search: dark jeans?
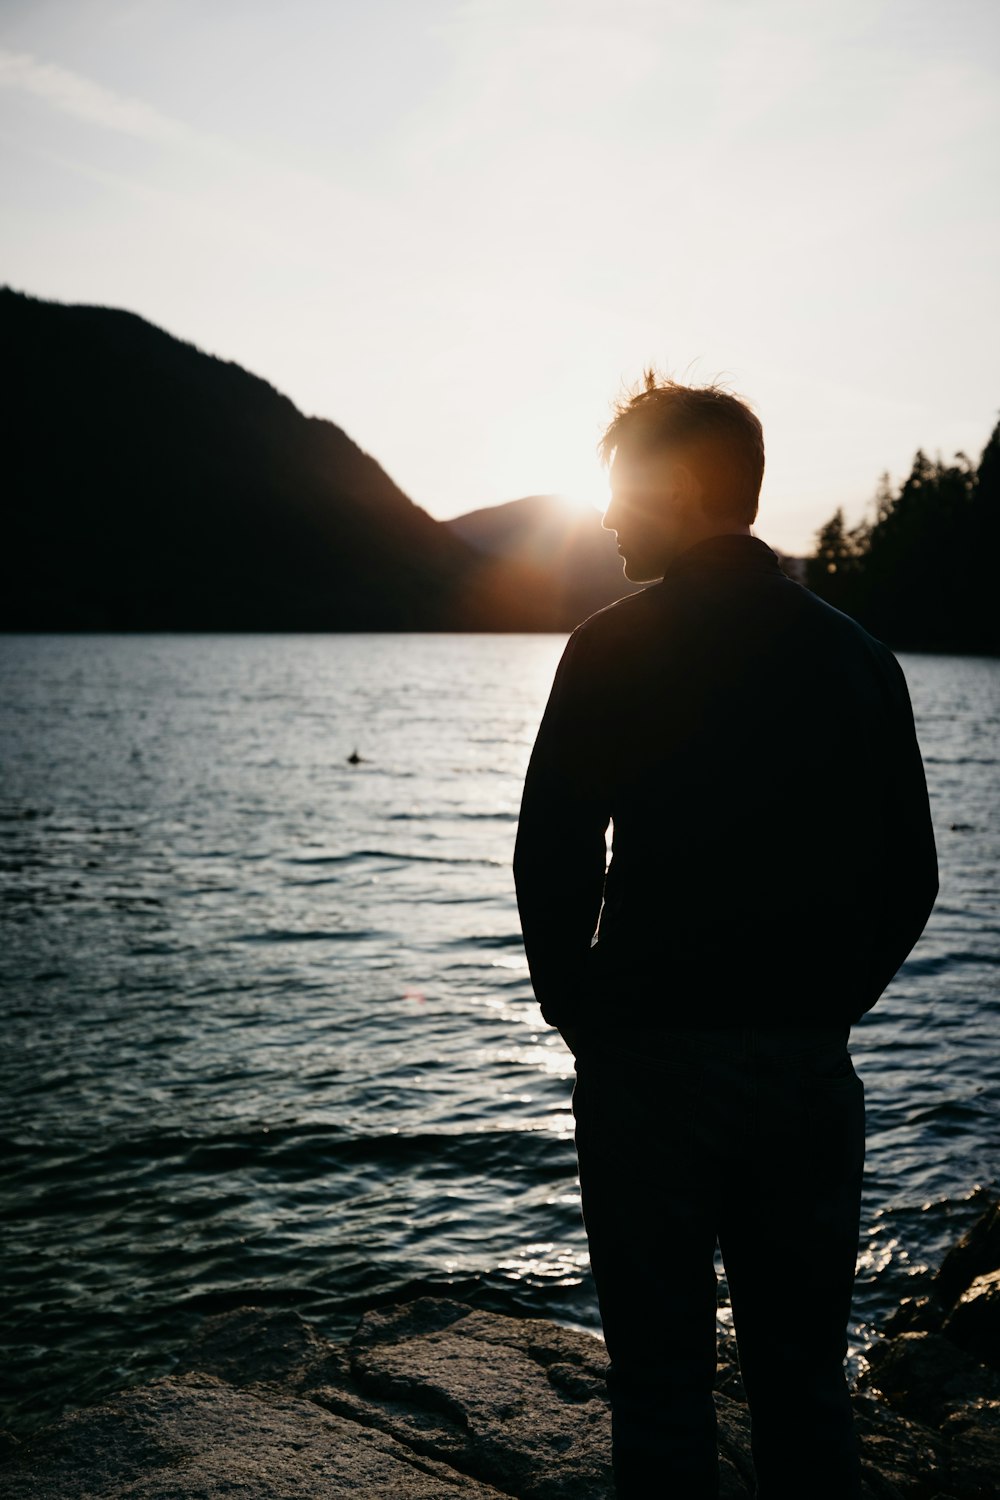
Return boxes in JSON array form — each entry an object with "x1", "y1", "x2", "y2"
[{"x1": 572, "y1": 1022, "x2": 865, "y2": 1499}]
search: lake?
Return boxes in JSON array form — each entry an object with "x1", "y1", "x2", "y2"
[{"x1": 1, "y1": 633, "x2": 997, "y2": 1432}]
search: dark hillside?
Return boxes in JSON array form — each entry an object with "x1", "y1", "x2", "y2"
[{"x1": 2, "y1": 288, "x2": 489, "y2": 630}]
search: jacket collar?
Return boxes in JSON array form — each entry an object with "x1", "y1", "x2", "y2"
[{"x1": 659, "y1": 533, "x2": 783, "y2": 582}]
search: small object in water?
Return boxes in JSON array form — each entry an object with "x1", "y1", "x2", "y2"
[
  {"x1": 949, "y1": 822, "x2": 974, "y2": 832},
  {"x1": 347, "y1": 749, "x2": 365, "y2": 765}
]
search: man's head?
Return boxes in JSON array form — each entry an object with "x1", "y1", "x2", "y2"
[{"x1": 600, "y1": 372, "x2": 765, "y2": 582}]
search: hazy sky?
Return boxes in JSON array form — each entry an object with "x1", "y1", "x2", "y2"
[{"x1": 2, "y1": 0, "x2": 998, "y2": 551}]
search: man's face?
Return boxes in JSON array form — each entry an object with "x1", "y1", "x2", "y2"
[{"x1": 603, "y1": 447, "x2": 701, "y2": 582}]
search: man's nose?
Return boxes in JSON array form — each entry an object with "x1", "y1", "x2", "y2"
[{"x1": 602, "y1": 498, "x2": 618, "y2": 532}]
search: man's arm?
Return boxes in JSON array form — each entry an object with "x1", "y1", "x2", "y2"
[
  {"x1": 513, "y1": 628, "x2": 611, "y2": 1037},
  {"x1": 862, "y1": 649, "x2": 939, "y2": 1009}
]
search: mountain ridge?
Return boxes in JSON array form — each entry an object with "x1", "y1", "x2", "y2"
[{"x1": 2, "y1": 287, "x2": 637, "y2": 632}]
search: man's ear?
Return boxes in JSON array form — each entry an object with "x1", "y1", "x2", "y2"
[{"x1": 672, "y1": 461, "x2": 704, "y2": 513}]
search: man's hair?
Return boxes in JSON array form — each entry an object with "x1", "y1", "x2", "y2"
[{"x1": 598, "y1": 370, "x2": 765, "y2": 525}]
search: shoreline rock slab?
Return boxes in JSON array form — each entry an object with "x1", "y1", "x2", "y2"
[{"x1": 0, "y1": 1372, "x2": 511, "y2": 1499}]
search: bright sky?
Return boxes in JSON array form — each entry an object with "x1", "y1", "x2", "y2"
[{"x1": 2, "y1": 0, "x2": 998, "y2": 552}]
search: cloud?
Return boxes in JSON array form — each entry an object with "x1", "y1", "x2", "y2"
[{"x1": 0, "y1": 48, "x2": 193, "y2": 145}]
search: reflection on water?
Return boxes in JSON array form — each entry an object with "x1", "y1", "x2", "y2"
[{"x1": 0, "y1": 635, "x2": 997, "y2": 1430}]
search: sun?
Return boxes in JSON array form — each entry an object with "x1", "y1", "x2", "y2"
[
  {"x1": 558, "y1": 486, "x2": 609, "y2": 518},
  {"x1": 482, "y1": 399, "x2": 614, "y2": 517}
]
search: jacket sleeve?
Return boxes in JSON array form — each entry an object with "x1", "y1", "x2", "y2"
[
  {"x1": 512, "y1": 628, "x2": 611, "y2": 1030},
  {"x1": 861, "y1": 648, "x2": 939, "y2": 1011}
]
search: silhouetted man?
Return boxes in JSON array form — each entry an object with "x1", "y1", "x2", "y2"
[{"x1": 513, "y1": 375, "x2": 938, "y2": 1499}]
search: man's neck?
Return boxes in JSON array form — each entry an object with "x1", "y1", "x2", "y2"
[{"x1": 663, "y1": 524, "x2": 753, "y2": 570}]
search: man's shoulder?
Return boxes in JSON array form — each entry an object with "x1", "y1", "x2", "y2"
[
  {"x1": 565, "y1": 568, "x2": 905, "y2": 694},
  {"x1": 568, "y1": 584, "x2": 663, "y2": 651},
  {"x1": 792, "y1": 581, "x2": 900, "y2": 665},
  {"x1": 776, "y1": 581, "x2": 914, "y2": 721}
]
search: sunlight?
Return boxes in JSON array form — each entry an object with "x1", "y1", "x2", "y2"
[
  {"x1": 484, "y1": 404, "x2": 611, "y2": 519},
  {"x1": 559, "y1": 487, "x2": 609, "y2": 517}
]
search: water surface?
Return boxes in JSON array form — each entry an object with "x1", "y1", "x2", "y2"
[{"x1": 1, "y1": 634, "x2": 997, "y2": 1430}]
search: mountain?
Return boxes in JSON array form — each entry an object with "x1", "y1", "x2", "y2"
[
  {"x1": 446, "y1": 494, "x2": 641, "y2": 624},
  {"x1": 1, "y1": 287, "x2": 506, "y2": 631},
  {"x1": 0, "y1": 287, "x2": 644, "y2": 632}
]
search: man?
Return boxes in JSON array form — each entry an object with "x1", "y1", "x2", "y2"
[{"x1": 512, "y1": 374, "x2": 938, "y2": 1499}]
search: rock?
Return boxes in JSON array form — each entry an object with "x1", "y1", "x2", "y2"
[
  {"x1": 344, "y1": 1296, "x2": 614, "y2": 1494},
  {"x1": 0, "y1": 1299, "x2": 754, "y2": 1500},
  {"x1": 883, "y1": 1293, "x2": 945, "y2": 1338},
  {"x1": 0, "y1": 1371, "x2": 509, "y2": 1499},
  {"x1": 939, "y1": 1400, "x2": 1000, "y2": 1500},
  {"x1": 863, "y1": 1331, "x2": 1000, "y2": 1426},
  {"x1": 175, "y1": 1304, "x2": 350, "y2": 1393},
  {"x1": 942, "y1": 1269, "x2": 1000, "y2": 1373},
  {"x1": 932, "y1": 1199, "x2": 1000, "y2": 1313},
  {"x1": 0, "y1": 1429, "x2": 22, "y2": 1463},
  {"x1": 852, "y1": 1384, "x2": 1000, "y2": 1500},
  {"x1": 340, "y1": 1298, "x2": 618, "y2": 1499},
  {"x1": 715, "y1": 1331, "x2": 747, "y2": 1402},
  {"x1": 883, "y1": 1199, "x2": 1000, "y2": 1341},
  {"x1": 851, "y1": 1393, "x2": 950, "y2": 1498},
  {"x1": 336, "y1": 1299, "x2": 752, "y2": 1498},
  {"x1": 714, "y1": 1398, "x2": 755, "y2": 1497},
  {"x1": 859, "y1": 1202, "x2": 1000, "y2": 1497}
]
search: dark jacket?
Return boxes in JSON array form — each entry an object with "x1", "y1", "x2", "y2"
[{"x1": 513, "y1": 534, "x2": 938, "y2": 1031}]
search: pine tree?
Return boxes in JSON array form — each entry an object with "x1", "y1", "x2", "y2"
[{"x1": 806, "y1": 418, "x2": 998, "y2": 651}]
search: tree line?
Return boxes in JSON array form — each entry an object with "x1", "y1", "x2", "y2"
[{"x1": 805, "y1": 418, "x2": 999, "y2": 654}]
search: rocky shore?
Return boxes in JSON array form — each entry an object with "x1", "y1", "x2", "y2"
[{"x1": 2, "y1": 1200, "x2": 997, "y2": 1499}]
